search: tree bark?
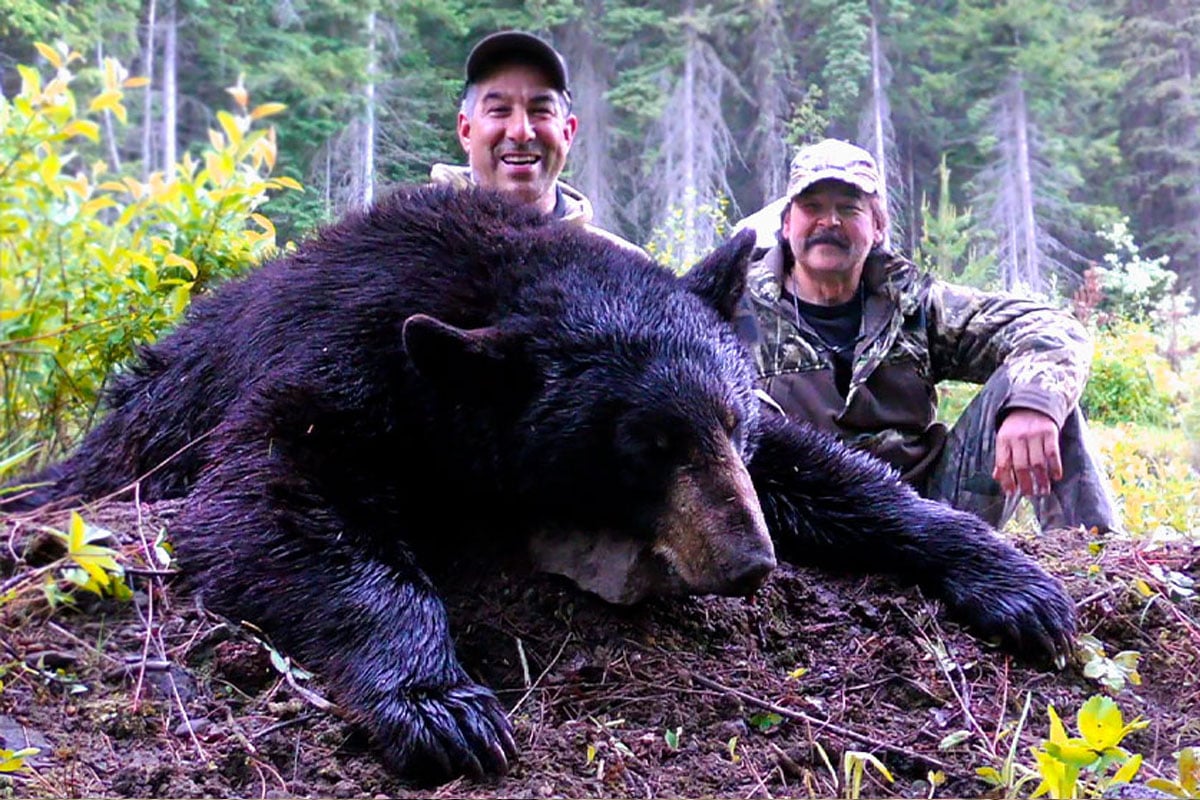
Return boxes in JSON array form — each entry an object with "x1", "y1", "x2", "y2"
[
  {"x1": 1012, "y1": 73, "x2": 1038, "y2": 291},
  {"x1": 361, "y1": 10, "x2": 377, "y2": 209},
  {"x1": 140, "y1": 0, "x2": 158, "y2": 180},
  {"x1": 162, "y1": 0, "x2": 177, "y2": 180}
]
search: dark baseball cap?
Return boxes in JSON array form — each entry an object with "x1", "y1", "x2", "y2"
[{"x1": 464, "y1": 31, "x2": 570, "y2": 96}]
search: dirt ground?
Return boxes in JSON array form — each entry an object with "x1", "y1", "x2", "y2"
[{"x1": 1, "y1": 500, "x2": 1196, "y2": 799}]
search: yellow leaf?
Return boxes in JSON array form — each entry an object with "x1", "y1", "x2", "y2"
[
  {"x1": 0, "y1": 746, "x2": 39, "y2": 773},
  {"x1": 123, "y1": 177, "x2": 145, "y2": 200},
  {"x1": 1078, "y1": 696, "x2": 1144, "y2": 751},
  {"x1": 162, "y1": 253, "x2": 198, "y2": 278},
  {"x1": 217, "y1": 110, "x2": 244, "y2": 147},
  {"x1": 17, "y1": 64, "x2": 41, "y2": 97},
  {"x1": 270, "y1": 176, "x2": 304, "y2": 191},
  {"x1": 208, "y1": 128, "x2": 226, "y2": 151},
  {"x1": 1044, "y1": 739, "x2": 1099, "y2": 769},
  {"x1": 1047, "y1": 704, "x2": 1068, "y2": 745},
  {"x1": 1179, "y1": 747, "x2": 1200, "y2": 794},
  {"x1": 89, "y1": 89, "x2": 123, "y2": 113},
  {"x1": 226, "y1": 83, "x2": 249, "y2": 109},
  {"x1": 34, "y1": 42, "x2": 63, "y2": 70},
  {"x1": 62, "y1": 119, "x2": 100, "y2": 141},
  {"x1": 123, "y1": 76, "x2": 151, "y2": 89},
  {"x1": 250, "y1": 213, "x2": 276, "y2": 238},
  {"x1": 67, "y1": 511, "x2": 87, "y2": 553},
  {"x1": 1109, "y1": 753, "x2": 1143, "y2": 786},
  {"x1": 1133, "y1": 578, "x2": 1153, "y2": 597},
  {"x1": 250, "y1": 102, "x2": 287, "y2": 121}
]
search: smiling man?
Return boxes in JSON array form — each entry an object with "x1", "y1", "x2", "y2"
[
  {"x1": 734, "y1": 138, "x2": 1119, "y2": 535},
  {"x1": 431, "y1": 30, "x2": 638, "y2": 249}
]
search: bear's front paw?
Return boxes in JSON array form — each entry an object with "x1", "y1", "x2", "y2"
[
  {"x1": 375, "y1": 681, "x2": 517, "y2": 784},
  {"x1": 941, "y1": 559, "x2": 1076, "y2": 665}
]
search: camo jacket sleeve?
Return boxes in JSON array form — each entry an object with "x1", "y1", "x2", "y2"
[{"x1": 922, "y1": 277, "x2": 1093, "y2": 428}]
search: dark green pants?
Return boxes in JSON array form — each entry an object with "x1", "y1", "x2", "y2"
[{"x1": 923, "y1": 371, "x2": 1119, "y2": 533}]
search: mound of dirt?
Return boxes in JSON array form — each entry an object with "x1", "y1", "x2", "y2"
[{"x1": 2, "y1": 501, "x2": 1196, "y2": 798}]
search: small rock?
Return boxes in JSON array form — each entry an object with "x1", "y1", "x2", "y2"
[{"x1": 172, "y1": 718, "x2": 211, "y2": 737}]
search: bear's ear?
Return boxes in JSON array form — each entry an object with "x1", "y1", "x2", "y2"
[
  {"x1": 402, "y1": 314, "x2": 531, "y2": 401},
  {"x1": 680, "y1": 228, "x2": 757, "y2": 322}
]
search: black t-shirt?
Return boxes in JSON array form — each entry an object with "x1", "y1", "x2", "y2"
[{"x1": 782, "y1": 286, "x2": 863, "y2": 397}]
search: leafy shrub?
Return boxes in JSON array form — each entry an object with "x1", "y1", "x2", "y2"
[
  {"x1": 0, "y1": 43, "x2": 301, "y2": 461},
  {"x1": 1092, "y1": 424, "x2": 1200, "y2": 538},
  {"x1": 1080, "y1": 322, "x2": 1174, "y2": 427}
]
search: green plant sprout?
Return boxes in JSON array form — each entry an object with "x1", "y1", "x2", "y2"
[
  {"x1": 842, "y1": 750, "x2": 894, "y2": 800},
  {"x1": 0, "y1": 746, "x2": 39, "y2": 773},
  {"x1": 1076, "y1": 634, "x2": 1142, "y2": 693},
  {"x1": 1030, "y1": 695, "x2": 1148, "y2": 798},
  {"x1": 46, "y1": 512, "x2": 132, "y2": 601},
  {"x1": 1144, "y1": 747, "x2": 1199, "y2": 797}
]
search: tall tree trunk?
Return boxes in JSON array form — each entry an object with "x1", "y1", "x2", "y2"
[
  {"x1": 162, "y1": 0, "x2": 177, "y2": 180},
  {"x1": 746, "y1": 0, "x2": 791, "y2": 205},
  {"x1": 1012, "y1": 74, "x2": 1039, "y2": 291},
  {"x1": 361, "y1": 10, "x2": 377, "y2": 209},
  {"x1": 140, "y1": 0, "x2": 157, "y2": 180},
  {"x1": 563, "y1": 7, "x2": 618, "y2": 231},
  {"x1": 681, "y1": 5, "x2": 698, "y2": 267},
  {"x1": 867, "y1": 0, "x2": 890, "y2": 246}
]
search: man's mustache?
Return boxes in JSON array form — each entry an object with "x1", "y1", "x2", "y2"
[{"x1": 804, "y1": 231, "x2": 849, "y2": 250}]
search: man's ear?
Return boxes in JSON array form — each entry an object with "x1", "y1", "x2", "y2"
[
  {"x1": 456, "y1": 112, "x2": 471, "y2": 154},
  {"x1": 680, "y1": 228, "x2": 757, "y2": 322},
  {"x1": 402, "y1": 314, "x2": 533, "y2": 402}
]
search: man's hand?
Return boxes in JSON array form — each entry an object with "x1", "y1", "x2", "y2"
[{"x1": 993, "y1": 408, "x2": 1062, "y2": 497}]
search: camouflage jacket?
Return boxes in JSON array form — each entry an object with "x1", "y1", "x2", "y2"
[
  {"x1": 733, "y1": 243, "x2": 1094, "y2": 485},
  {"x1": 429, "y1": 164, "x2": 644, "y2": 254}
]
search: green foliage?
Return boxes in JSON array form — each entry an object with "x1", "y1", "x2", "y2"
[
  {"x1": 842, "y1": 750, "x2": 894, "y2": 799},
  {"x1": 0, "y1": 45, "x2": 300, "y2": 460},
  {"x1": 1029, "y1": 696, "x2": 1147, "y2": 798},
  {"x1": 1146, "y1": 747, "x2": 1200, "y2": 798},
  {"x1": 1080, "y1": 323, "x2": 1174, "y2": 427},
  {"x1": 1095, "y1": 423, "x2": 1200, "y2": 538},
  {"x1": 1076, "y1": 634, "x2": 1141, "y2": 693},
  {"x1": 0, "y1": 511, "x2": 130, "y2": 615},
  {"x1": 644, "y1": 190, "x2": 731, "y2": 274},
  {"x1": 1093, "y1": 218, "x2": 1176, "y2": 322},
  {"x1": 913, "y1": 155, "x2": 995, "y2": 287},
  {"x1": 0, "y1": 746, "x2": 39, "y2": 773}
]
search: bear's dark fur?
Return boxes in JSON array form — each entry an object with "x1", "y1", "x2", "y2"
[{"x1": 4, "y1": 185, "x2": 1074, "y2": 784}]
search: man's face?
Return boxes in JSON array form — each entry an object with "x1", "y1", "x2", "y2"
[
  {"x1": 782, "y1": 180, "x2": 883, "y2": 281},
  {"x1": 457, "y1": 63, "x2": 578, "y2": 215}
]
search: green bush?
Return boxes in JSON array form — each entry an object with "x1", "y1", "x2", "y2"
[
  {"x1": 1080, "y1": 322, "x2": 1174, "y2": 427},
  {"x1": 0, "y1": 43, "x2": 300, "y2": 461}
]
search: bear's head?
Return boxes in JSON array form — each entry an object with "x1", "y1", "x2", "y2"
[{"x1": 402, "y1": 229, "x2": 776, "y2": 604}]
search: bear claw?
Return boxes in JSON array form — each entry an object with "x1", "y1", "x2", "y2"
[{"x1": 378, "y1": 682, "x2": 516, "y2": 784}]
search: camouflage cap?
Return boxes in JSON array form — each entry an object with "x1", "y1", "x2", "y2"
[{"x1": 786, "y1": 139, "x2": 880, "y2": 198}]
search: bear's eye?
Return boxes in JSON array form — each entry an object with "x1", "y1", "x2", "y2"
[{"x1": 653, "y1": 430, "x2": 671, "y2": 451}]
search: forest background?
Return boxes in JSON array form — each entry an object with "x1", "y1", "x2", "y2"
[
  {"x1": 1, "y1": 3, "x2": 1199, "y2": 795},
  {"x1": 1, "y1": 0, "x2": 1198, "y2": 528}
]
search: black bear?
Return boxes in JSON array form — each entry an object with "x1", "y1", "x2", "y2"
[{"x1": 3, "y1": 185, "x2": 1074, "y2": 784}]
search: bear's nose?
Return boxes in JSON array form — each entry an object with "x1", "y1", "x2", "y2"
[{"x1": 725, "y1": 551, "x2": 776, "y2": 596}]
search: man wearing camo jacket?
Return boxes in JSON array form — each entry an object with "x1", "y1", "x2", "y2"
[{"x1": 733, "y1": 138, "x2": 1118, "y2": 533}]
